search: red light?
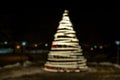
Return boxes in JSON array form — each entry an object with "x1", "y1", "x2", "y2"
[{"x1": 52, "y1": 45, "x2": 57, "y2": 48}]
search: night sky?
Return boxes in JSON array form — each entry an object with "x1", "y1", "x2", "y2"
[{"x1": 0, "y1": 7, "x2": 120, "y2": 44}]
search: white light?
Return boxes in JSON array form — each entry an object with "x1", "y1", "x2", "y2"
[
  {"x1": 115, "y1": 41, "x2": 120, "y2": 45},
  {"x1": 44, "y1": 10, "x2": 88, "y2": 72},
  {"x1": 21, "y1": 41, "x2": 26, "y2": 46},
  {"x1": 45, "y1": 43, "x2": 48, "y2": 47},
  {"x1": 4, "y1": 41, "x2": 8, "y2": 44}
]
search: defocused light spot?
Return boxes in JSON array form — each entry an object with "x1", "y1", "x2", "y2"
[
  {"x1": 45, "y1": 43, "x2": 48, "y2": 47},
  {"x1": 16, "y1": 45, "x2": 21, "y2": 49},
  {"x1": 21, "y1": 41, "x2": 26, "y2": 46},
  {"x1": 4, "y1": 41, "x2": 8, "y2": 45},
  {"x1": 115, "y1": 41, "x2": 120, "y2": 45},
  {"x1": 99, "y1": 45, "x2": 103, "y2": 49},
  {"x1": 93, "y1": 45, "x2": 97, "y2": 49},
  {"x1": 34, "y1": 44, "x2": 38, "y2": 47},
  {"x1": 90, "y1": 47, "x2": 94, "y2": 51}
]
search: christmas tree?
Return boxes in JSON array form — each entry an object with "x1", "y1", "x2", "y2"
[{"x1": 44, "y1": 10, "x2": 88, "y2": 72}]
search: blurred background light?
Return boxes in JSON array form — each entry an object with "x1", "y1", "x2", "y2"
[{"x1": 21, "y1": 41, "x2": 27, "y2": 46}]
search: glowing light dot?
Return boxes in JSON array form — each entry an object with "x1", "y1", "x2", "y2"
[
  {"x1": 4, "y1": 41, "x2": 8, "y2": 44},
  {"x1": 45, "y1": 43, "x2": 48, "y2": 47},
  {"x1": 16, "y1": 45, "x2": 21, "y2": 49},
  {"x1": 34, "y1": 44, "x2": 38, "y2": 47},
  {"x1": 21, "y1": 42, "x2": 26, "y2": 46},
  {"x1": 90, "y1": 47, "x2": 94, "y2": 51},
  {"x1": 99, "y1": 45, "x2": 103, "y2": 49},
  {"x1": 115, "y1": 41, "x2": 120, "y2": 45},
  {"x1": 93, "y1": 45, "x2": 97, "y2": 49}
]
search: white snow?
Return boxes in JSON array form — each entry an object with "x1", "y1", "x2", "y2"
[
  {"x1": 1, "y1": 61, "x2": 120, "y2": 79},
  {"x1": 3, "y1": 62, "x2": 21, "y2": 69},
  {"x1": 113, "y1": 64, "x2": 120, "y2": 69},
  {"x1": 0, "y1": 61, "x2": 44, "y2": 79},
  {"x1": 99, "y1": 62, "x2": 113, "y2": 66},
  {"x1": 0, "y1": 67, "x2": 44, "y2": 79},
  {"x1": 23, "y1": 60, "x2": 32, "y2": 67},
  {"x1": 1, "y1": 60, "x2": 32, "y2": 69}
]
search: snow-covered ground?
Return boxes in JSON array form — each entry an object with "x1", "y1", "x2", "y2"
[
  {"x1": 0, "y1": 61, "x2": 120, "y2": 80},
  {"x1": 0, "y1": 61, "x2": 45, "y2": 79}
]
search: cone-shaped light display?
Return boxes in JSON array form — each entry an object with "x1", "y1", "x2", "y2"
[{"x1": 44, "y1": 10, "x2": 88, "y2": 72}]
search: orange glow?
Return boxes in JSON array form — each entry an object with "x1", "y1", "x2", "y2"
[
  {"x1": 34, "y1": 44, "x2": 38, "y2": 47},
  {"x1": 99, "y1": 45, "x2": 103, "y2": 49},
  {"x1": 90, "y1": 47, "x2": 94, "y2": 51},
  {"x1": 16, "y1": 45, "x2": 21, "y2": 49}
]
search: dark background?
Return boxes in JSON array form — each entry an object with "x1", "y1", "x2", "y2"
[
  {"x1": 0, "y1": 7, "x2": 120, "y2": 44},
  {"x1": 0, "y1": 5, "x2": 120, "y2": 63}
]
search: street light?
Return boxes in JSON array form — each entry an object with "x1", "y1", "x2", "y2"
[
  {"x1": 21, "y1": 42, "x2": 27, "y2": 46},
  {"x1": 93, "y1": 44, "x2": 97, "y2": 49},
  {"x1": 21, "y1": 41, "x2": 27, "y2": 53},
  {"x1": 115, "y1": 41, "x2": 120, "y2": 64}
]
